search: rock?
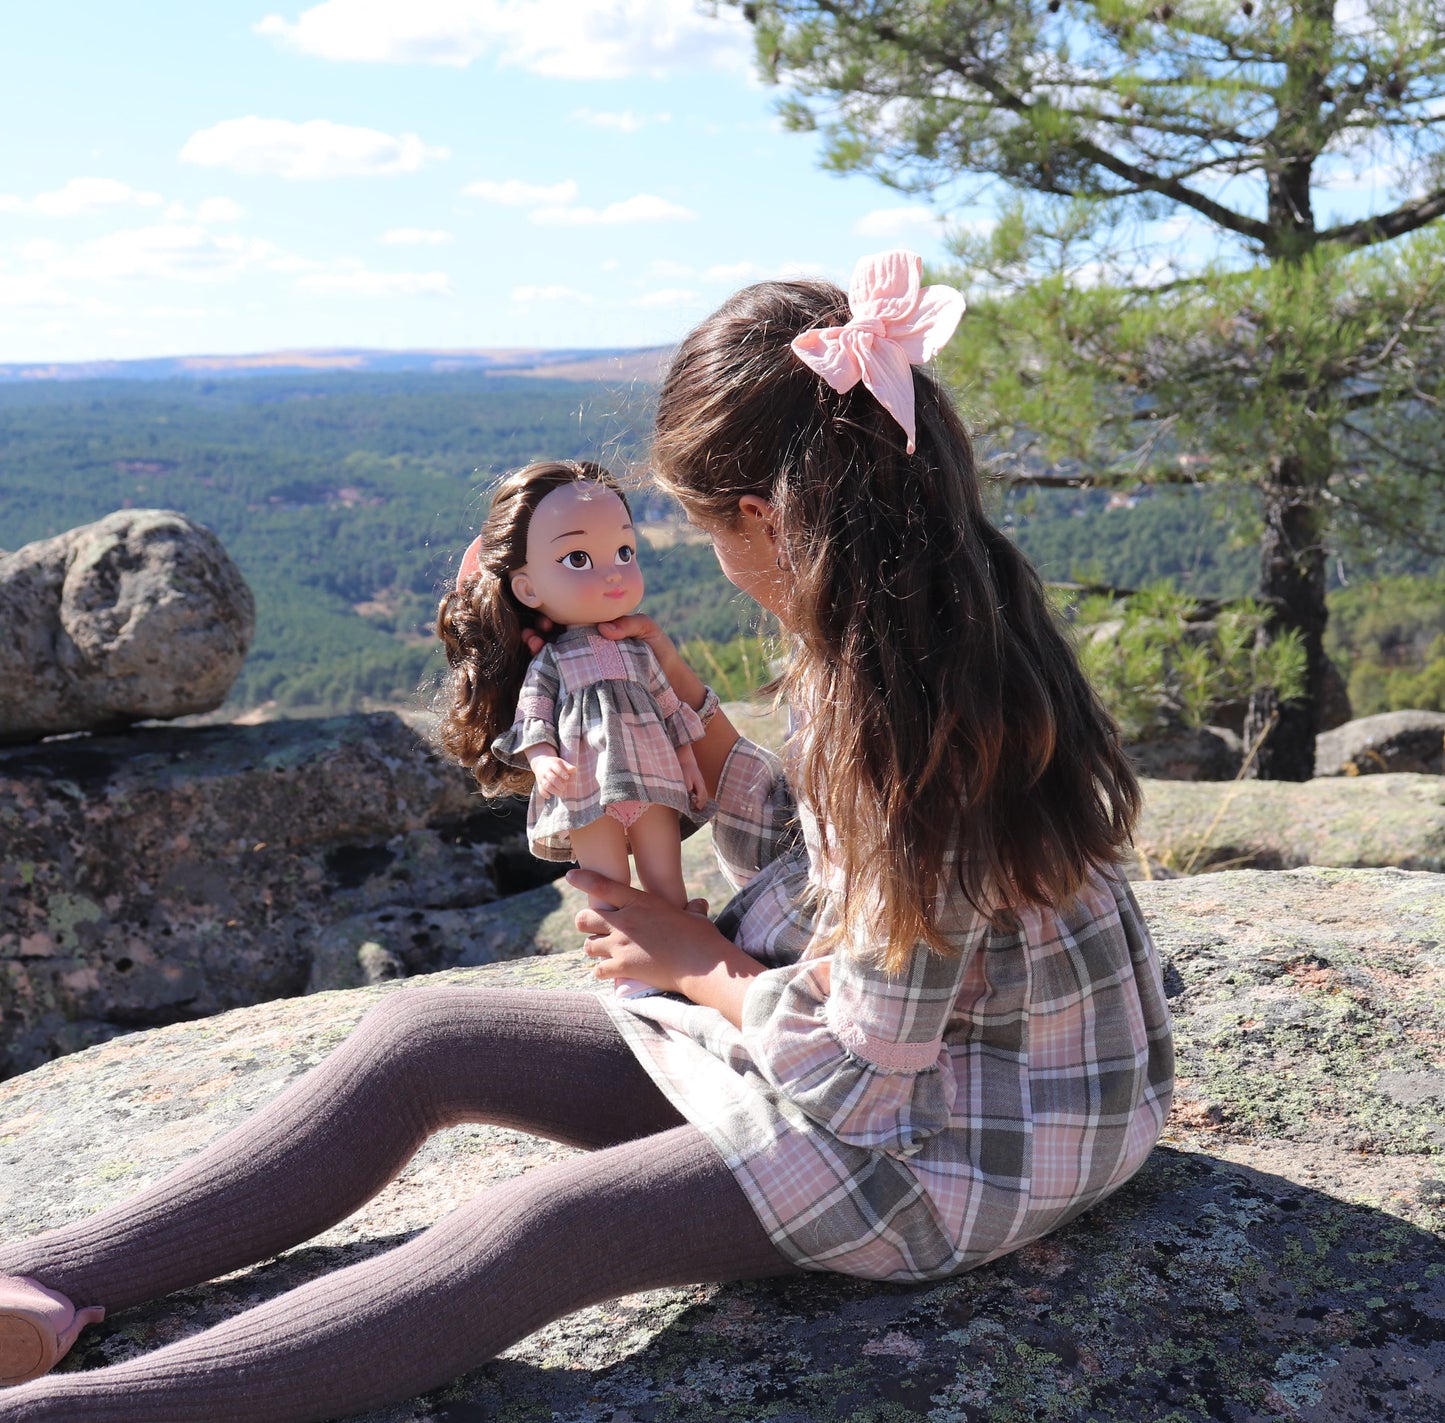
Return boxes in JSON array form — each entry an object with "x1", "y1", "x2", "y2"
[
  {"x1": 0, "y1": 509, "x2": 255, "y2": 744},
  {"x1": 0, "y1": 714, "x2": 552, "y2": 1077},
  {"x1": 0, "y1": 868, "x2": 1439, "y2": 1422},
  {"x1": 1317, "y1": 710, "x2": 1445, "y2": 777},
  {"x1": 1132, "y1": 772, "x2": 1445, "y2": 876},
  {"x1": 1124, "y1": 725, "x2": 1244, "y2": 781}
]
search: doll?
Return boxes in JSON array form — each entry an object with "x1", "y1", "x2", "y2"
[{"x1": 436, "y1": 461, "x2": 708, "y2": 993}]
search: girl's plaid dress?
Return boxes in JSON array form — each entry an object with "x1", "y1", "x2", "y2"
[
  {"x1": 493, "y1": 626, "x2": 707, "y2": 861},
  {"x1": 605, "y1": 729, "x2": 1176, "y2": 1282}
]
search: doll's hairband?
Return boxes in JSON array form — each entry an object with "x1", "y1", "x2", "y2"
[
  {"x1": 455, "y1": 534, "x2": 485, "y2": 593},
  {"x1": 790, "y1": 249, "x2": 966, "y2": 455}
]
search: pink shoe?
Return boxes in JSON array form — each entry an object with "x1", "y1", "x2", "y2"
[{"x1": 0, "y1": 1276, "x2": 105, "y2": 1386}]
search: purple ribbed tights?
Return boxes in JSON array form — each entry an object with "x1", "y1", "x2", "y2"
[{"x1": 0, "y1": 989, "x2": 796, "y2": 1422}]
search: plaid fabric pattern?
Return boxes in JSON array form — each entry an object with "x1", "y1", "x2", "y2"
[
  {"x1": 493, "y1": 627, "x2": 707, "y2": 862},
  {"x1": 606, "y1": 733, "x2": 1175, "y2": 1282}
]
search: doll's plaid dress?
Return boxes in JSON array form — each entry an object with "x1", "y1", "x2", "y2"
[
  {"x1": 493, "y1": 626, "x2": 706, "y2": 860},
  {"x1": 605, "y1": 730, "x2": 1175, "y2": 1282}
]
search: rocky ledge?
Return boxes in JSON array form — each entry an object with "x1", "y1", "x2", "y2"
[
  {"x1": 0, "y1": 867, "x2": 1440, "y2": 1422},
  {"x1": 0, "y1": 713, "x2": 568, "y2": 1077}
]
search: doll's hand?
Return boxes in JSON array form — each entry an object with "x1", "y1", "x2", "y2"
[
  {"x1": 676, "y1": 743, "x2": 707, "y2": 810},
  {"x1": 569, "y1": 871, "x2": 761, "y2": 1026},
  {"x1": 529, "y1": 753, "x2": 576, "y2": 798}
]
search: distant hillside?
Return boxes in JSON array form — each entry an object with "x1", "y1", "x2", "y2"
[
  {"x1": 0, "y1": 369, "x2": 755, "y2": 717},
  {"x1": 0, "y1": 345, "x2": 674, "y2": 385},
  {"x1": 3, "y1": 367, "x2": 1438, "y2": 722}
]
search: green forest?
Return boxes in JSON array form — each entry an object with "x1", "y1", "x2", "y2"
[{"x1": 1, "y1": 371, "x2": 1441, "y2": 720}]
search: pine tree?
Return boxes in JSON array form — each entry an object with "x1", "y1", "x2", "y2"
[{"x1": 743, "y1": 0, "x2": 1445, "y2": 776}]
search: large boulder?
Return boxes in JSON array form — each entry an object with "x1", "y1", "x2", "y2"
[
  {"x1": 0, "y1": 509, "x2": 255, "y2": 744},
  {"x1": 1124, "y1": 726, "x2": 1244, "y2": 781},
  {"x1": 0, "y1": 868, "x2": 1439, "y2": 1422},
  {"x1": 0, "y1": 714, "x2": 555, "y2": 1077},
  {"x1": 1134, "y1": 772, "x2": 1445, "y2": 875},
  {"x1": 1316, "y1": 710, "x2": 1445, "y2": 777}
]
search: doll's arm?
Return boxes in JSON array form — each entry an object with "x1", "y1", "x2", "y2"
[
  {"x1": 493, "y1": 648, "x2": 566, "y2": 775},
  {"x1": 635, "y1": 638, "x2": 707, "y2": 749},
  {"x1": 674, "y1": 739, "x2": 706, "y2": 810}
]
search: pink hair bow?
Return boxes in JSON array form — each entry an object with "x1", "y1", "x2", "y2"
[
  {"x1": 455, "y1": 534, "x2": 485, "y2": 592},
  {"x1": 790, "y1": 249, "x2": 966, "y2": 454}
]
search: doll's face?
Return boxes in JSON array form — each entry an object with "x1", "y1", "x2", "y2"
[{"x1": 510, "y1": 482, "x2": 644, "y2": 627}]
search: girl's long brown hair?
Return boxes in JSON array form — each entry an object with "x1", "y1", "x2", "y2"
[
  {"x1": 435, "y1": 460, "x2": 630, "y2": 797},
  {"x1": 652, "y1": 279, "x2": 1140, "y2": 969}
]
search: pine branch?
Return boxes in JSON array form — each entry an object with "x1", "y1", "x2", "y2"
[
  {"x1": 1317, "y1": 188, "x2": 1445, "y2": 250},
  {"x1": 809, "y1": 0, "x2": 1275, "y2": 246}
]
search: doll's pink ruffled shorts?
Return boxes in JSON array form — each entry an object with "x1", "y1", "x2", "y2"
[{"x1": 604, "y1": 799, "x2": 648, "y2": 829}]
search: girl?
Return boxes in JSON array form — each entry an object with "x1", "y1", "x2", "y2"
[
  {"x1": 0, "y1": 250, "x2": 1172, "y2": 1422},
  {"x1": 437, "y1": 460, "x2": 708, "y2": 994}
]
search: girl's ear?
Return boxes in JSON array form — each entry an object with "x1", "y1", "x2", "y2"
[
  {"x1": 737, "y1": 494, "x2": 776, "y2": 530},
  {"x1": 737, "y1": 494, "x2": 781, "y2": 551},
  {"x1": 511, "y1": 570, "x2": 541, "y2": 608}
]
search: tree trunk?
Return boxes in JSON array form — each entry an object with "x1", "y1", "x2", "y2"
[{"x1": 1245, "y1": 454, "x2": 1328, "y2": 780}]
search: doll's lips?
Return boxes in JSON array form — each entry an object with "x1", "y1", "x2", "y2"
[{"x1": 604, "y1": 589, "x2": 626, "y2": 598}]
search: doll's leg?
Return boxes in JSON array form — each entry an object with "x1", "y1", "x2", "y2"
[
  {"x1": 0, "y1": 990, "x2": 681, "y2": 1316},
  {"x1": 0, "y1": 1126, "x2": 799, "y2": 1423},
  {"x1": 569, "y1": 815, "x2": 659, "y2": 998},
  {"x1": 627, "y1": 805, "x2": 687, "y2": 910},
  {"x1": 568, "y1": 814, "x2": 633, "y2": 904}
]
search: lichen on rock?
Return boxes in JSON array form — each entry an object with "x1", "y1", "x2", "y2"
[{"x1": 0, "y1": 868, "x2": 1440, "y2": 1422}]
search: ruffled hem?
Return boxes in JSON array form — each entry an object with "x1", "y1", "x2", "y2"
[{"x1": 492, "y1": 716, "x2": 557, "y2": 767}]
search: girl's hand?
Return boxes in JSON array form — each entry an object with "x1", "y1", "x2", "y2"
[
  {"x1": 527, "y1": 752, "x2": 576, "y2": 798},
  {"x1": 520, "y1": 615, "x2": 555, "y2": 658},
  {"x1": 569, "y1": 870, "x2": 765, "y2": 1027},
  {"x1": 595, "y1": 613, "x2": 690, "y2": 689},
  {"x1": 676, "y1": 742, "x2": 707, "y2": 810}
]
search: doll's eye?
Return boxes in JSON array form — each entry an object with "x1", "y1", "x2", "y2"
[
  {"x1": 616, "y1": 545, "x2": 635, "y2": 565},
  {"x1": 560, "y1": 550, "x2": 592, "y2": 570}
]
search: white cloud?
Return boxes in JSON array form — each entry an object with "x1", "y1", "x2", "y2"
[
  {"x1": 0, "y1": 178, "x2": 164, "y2": 217},
  {"x1": 298, "y1": 267, "x2": 452, "y2": 296},
  {"x1": 0, "y1": 273, "x2": 76, "y2": 307},
  {"x1": 255, "y1": 0, "x2": 751, "y2": 79},
  {"x1": 532, "y1": 193, "x2": 696, "y2": 226},
  {"x1": 142, "y1": 304, "x2": 231, "y2": 320},
  {"x1": 164, "y1": 197, "x2": 247, "y2": 223},
  {"x1": 512, "y1": 284, "x2": 590, "y2": 303},
  {"x1": 703, "y1": 260, "x2": 765, "y2": 283},
  {"x1": 464, "y1": 178, "x2": 578, "y2": 206},
  {"x1": 196, "y1": 197, "x2": 247, "y2": 223},
  {"x1": 632, "y1": 287, "x2": 696, "y2": 308},
  {"x1": 572, "y1": 108, "x2": 669, "y2": 133},
  {"x1": 180, "y1": 117, "x2": 448, "y2": 180},
  {"x1": 852, "y1": 205, "x2": 944, "y2": 239},
  {"x1": 48, "y1": 225, "x2": 285, "y2": 284},
  {"x1": 382, "y1": 227, "x2": 455, "y2": 245}
]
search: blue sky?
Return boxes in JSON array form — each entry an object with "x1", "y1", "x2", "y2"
[{"x1": 0, "y1": 1, "x2": 967, "y2": 363}]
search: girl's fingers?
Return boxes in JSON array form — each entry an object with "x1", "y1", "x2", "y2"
[
  {"x1": 595, "y1": 613, "x2": 658, "y2": 641},
  {"x1": 566, "y1": 868, "x2": 639, "y2": 906}
]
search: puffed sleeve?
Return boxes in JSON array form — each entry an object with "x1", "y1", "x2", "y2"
[
  {"x1": 738, "y1": 895, "x2": 987, "y2": 1156},
  {"x1": 636, "y1": 641, "x2": 706, "y2": 749},
  {"x1": 491, "y1": 647, "x2": 562, "y2": 768},
  {"x1": 710, "y1": 736, "x2": 801, "y2": 889}
]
